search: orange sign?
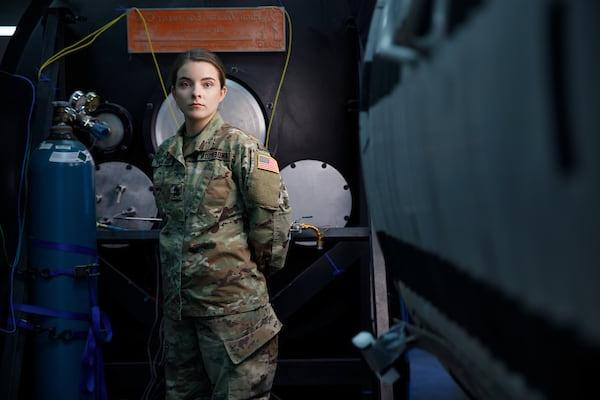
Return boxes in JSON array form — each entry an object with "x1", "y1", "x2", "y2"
[{"x1": 127, "y1": 7, "x2": 286, "y2": 53}]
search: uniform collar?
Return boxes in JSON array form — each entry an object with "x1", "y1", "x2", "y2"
[{"x1": 167, "y1": 113, "x2": 224, "y2": 163}]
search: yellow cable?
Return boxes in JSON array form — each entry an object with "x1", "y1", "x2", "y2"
[
  {"x1": 36, "y1": 8, "x2": 178, "y2": 128},
  {"x1": 42, "y1": 14, "x2": 124, "y2": 67},
  {"x1": 38, "y1": 12, "x2": 127, "y2": 79},
  {"x1": 39, "y1": 7, "x2": 298, "y2": 134},
  {"x1": 265, "y1": 9, "x2": 293, "y2": 148},
  {"x1": 41, "y1": 20, "x2": 119, "y2": 74},
  {"x1": 130, "y1": 8, "x2": 178, "y2": 127}
]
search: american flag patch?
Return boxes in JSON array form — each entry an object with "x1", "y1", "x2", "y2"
[{"x1": 257, "y1": 153, "x2": 279, "y2": 173}]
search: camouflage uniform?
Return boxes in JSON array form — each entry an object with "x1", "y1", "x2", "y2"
[{"x1": 152, "y1": 113, "x2": 292, "y2": 399}]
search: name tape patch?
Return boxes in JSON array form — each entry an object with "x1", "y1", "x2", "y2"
[{"x1": 197, "y1": 150, "x2": 230, "y2": 161}]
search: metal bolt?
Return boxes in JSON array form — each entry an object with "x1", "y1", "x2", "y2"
[{"x1": 115, "y1": 184, "x2": 126, "y2": 204}]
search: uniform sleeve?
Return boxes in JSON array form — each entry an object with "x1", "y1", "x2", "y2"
[{"x1": 234, "y1": 139, "x2": 293, "y2": 276}]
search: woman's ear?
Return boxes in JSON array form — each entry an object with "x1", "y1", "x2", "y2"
[{"x1": 220, "y1": 85, "x2": 228, "y2": 101}]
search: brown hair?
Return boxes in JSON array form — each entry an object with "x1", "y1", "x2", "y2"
[{"x1": 169, "y1": 48, "x2": 226, "y2": 88}]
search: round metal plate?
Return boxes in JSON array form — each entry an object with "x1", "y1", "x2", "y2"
[
  {"x1": 280, "y1": 160, "x2": 352, "y2": 228},
  {"x1": 152, "y1": 79, "x2": 266, "y2": 150},
  {"x1": 91, "y1": 102, "x2": 134, "y2": 154},
  {"x1": 94, "y1": 112, "x2": 124, "y2": 151},
  {"x1": 95, "y1": 162, "x2": 157, "y2": 230}
]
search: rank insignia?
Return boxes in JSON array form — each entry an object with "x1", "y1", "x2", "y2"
[{"x1": 169, "y1": 184, "x2": 183, "y2": 201}]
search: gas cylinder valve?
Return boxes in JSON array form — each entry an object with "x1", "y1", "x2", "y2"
[
  {"x1": 51, "y1": 90, "x2": 110, "y2": 140},
  {"x1": 69, "y1": 90, "x2": 100, "y2": 113}
]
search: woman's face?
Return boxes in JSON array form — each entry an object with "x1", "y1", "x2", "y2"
[{"x1": 172, "y1": 60, "x2": 226, "y2": 131}]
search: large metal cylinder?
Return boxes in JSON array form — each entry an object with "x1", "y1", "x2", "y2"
[{"x1": 27, "y1": 126, "x2": 96, "y2": 400}]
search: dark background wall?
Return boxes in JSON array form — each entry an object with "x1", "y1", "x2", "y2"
[
  {"x1": 0, "y1": 0, "x2": 28, "y2": 61},
  {"x1": 0, "y1": 1, "x2": 378, "y2": 398}
]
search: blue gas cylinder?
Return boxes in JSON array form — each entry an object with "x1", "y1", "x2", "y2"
[{"x1": 27, "y1": 123, "x2": 97, "y2": 400}]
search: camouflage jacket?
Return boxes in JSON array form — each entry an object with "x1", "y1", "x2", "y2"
[{"x1": 152, "y1": 113, "x2": 292, "y2": 320}]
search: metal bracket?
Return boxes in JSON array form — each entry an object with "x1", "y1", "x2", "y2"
[{"x1": 272, "y1": 241, "x2": 369, "y2": 321}]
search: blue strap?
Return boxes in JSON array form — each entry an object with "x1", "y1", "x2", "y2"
[
  {"x1": 325, "y1": 253, "x2": 344, "y2": 276},
  {"x1": 91, "y1": 306, "x2": 112, "y2": 343},
  {"x1": 14, "y1": 262, "x2": 111, "y2": 400},
  {"x1": 14, "y1": 319, "x2": 88, "y2": 341},
  {"x1": 44, "y1": 264, "x2": 99, "y2": 279},
  {"x1": 15, "y1": 318, "x2": 36, "y2": 331},
  {"x1": 14, "y1": 303, "x2": 88, "y2": 321},
  {"x1": 81, "y1": 265, "x2": 111, "y2": 400},
  {"x1": 30, "y1": 238, "x2": 97, "y2": 257},
  {"x1": 44, "y1": 268, "x2": 75, "y2": 278},
  {"x1": 16, "y1": 305, "x2": 114, "y2": 400},
  {"x1": 88, "y1": 270, "x2": 99, "y2": 308},
  {"x1": 13, "y1": 305, "x2": 89, "y2": 341},
  {"x1": 81, "y1": 307, "x2": 112, "y2": 400}
]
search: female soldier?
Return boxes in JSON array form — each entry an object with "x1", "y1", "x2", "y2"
[{"x1": 152, "y1": 48, "x2": 292, "y2": 400}]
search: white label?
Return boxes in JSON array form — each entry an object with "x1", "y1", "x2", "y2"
[
  {"x1": 55, "y1": 144, "x2": 72, "y2": 150},
  {"x1": 48, "y1": 151, "x2": 91, "y2": 164},
  {"x1": 39, "y1": 142, "x2": 53, "y2": 150}
]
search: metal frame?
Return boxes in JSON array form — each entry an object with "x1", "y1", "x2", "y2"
[
  {"x1": 98, "y1": 226, "x2": 391, "y2": 397},
  {"x1": 272, "y1": 240, "x2": 368, "y2": 321}
]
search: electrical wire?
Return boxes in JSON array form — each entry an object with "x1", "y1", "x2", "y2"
[
  {"x1": 39, "y1": 12, "x2": 125, "y2": 71},
  {"x1": 0, "y1": 225, "x2": 10, "y2": 267},
  {"x1": 140, "y1": 246, "x2": 163, "y2": 400},
  {"x1": 271, "y1": 392, "x2": 283, "y2": 400},
  {"x1": 38, "y1": 6, "x2": 288, "y2": 143},
  {"x1": 129, "y1": 8, "x2": 178, "y2": 127},
  {"x1": 0, "y1": 224, "x2": 16, "y2": 333},
  {"x1": 146, "y1": 319, "x2": 166, "y2": 400},
  {"x1": 265, "y1": 9, "x2": 293, "y2": 148},
  {"x1": 38, "y1": 12, "x2": 128, "y2": 80},
  {"x1": 0, "y1": 71, "x2": 35, "y2": 334},
  {"x1": 37, "y1": 8, "x2": 178, "y2": 127},
  {"x1": 98, "y1": 255, "x2": 155, "y2": 302}
]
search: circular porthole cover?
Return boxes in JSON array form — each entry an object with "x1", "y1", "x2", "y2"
[
  {"x1": 91, "y1": 102, "x2": 133, "y2": 153},
  {"x1": 95, "y1": 162, "x2": 157, "y2": 230},
  {"x1": 280, "y1": 160, "x2": 352, "y2": 228}
]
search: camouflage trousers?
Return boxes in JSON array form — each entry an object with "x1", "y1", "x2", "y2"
[{"x1": 164, "y1": 304, "x2": 282, "y2": 400}]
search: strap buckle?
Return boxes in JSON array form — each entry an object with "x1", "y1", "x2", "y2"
[{"x1": 74, "y1": 264, "x2": 99, "y2": 279}]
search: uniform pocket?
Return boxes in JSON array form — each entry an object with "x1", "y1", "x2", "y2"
[
  {"x1": 202, "y1": 160, "x2": 237, "y2": 222},
  {"x1": 204, "y1": 165, "x2": 235, "y2": 221},
  {"x1": 187, "y1": 159, "x2": 215, "y2": 215},
  {"x1": 210, "y1": 305, "x2": 282, "y2": 365},
  {"x1": 248, "y1": 168, "x2": 281, "y2": 210}
]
